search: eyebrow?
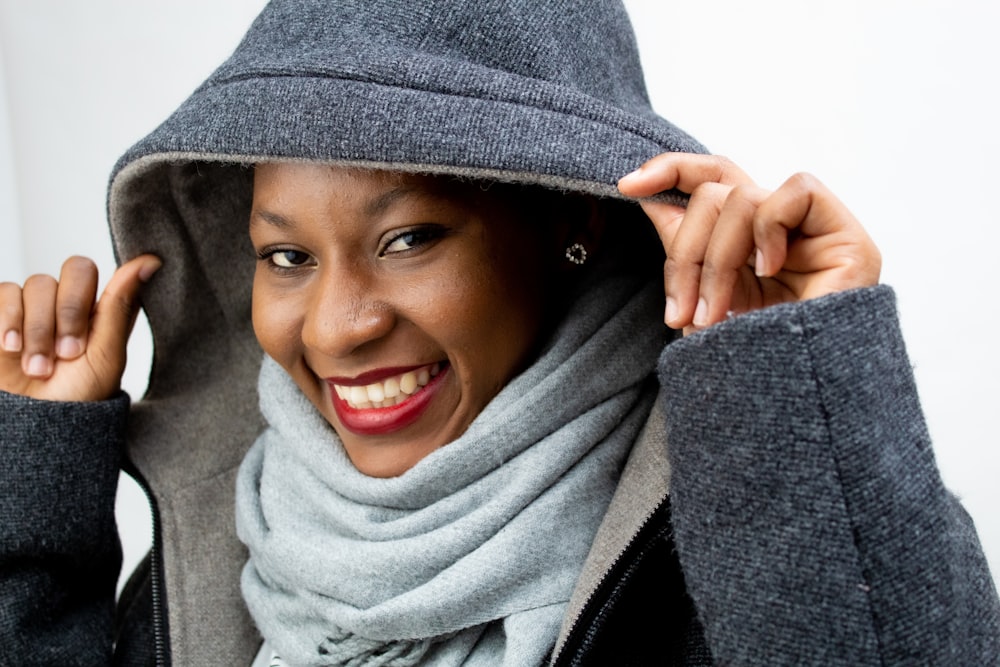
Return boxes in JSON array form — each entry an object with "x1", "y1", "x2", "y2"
[
  {"x1": 363, "y1": 185, "x2": 421, "y2": 218},
  {"x1": 250, "y1": 209, "x2": 294, "y2": 229},
  {"x1": 249, "y1": 181, "x2": 451, "y2": 229}
]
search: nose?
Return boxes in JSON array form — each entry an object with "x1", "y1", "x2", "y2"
[{"x1": 301, "y1": 264, "x2": 395, "y2": 360}]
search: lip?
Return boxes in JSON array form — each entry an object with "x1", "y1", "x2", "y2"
[
  {"x1": 328, "y1": 362, "x2": 450, "y2": 436},
  {"x1": 327, "y1": 365, "x2": 428, "y2": 387}
]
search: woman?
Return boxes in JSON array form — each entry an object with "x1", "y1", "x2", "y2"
[{"x1": 1, "y1": 0, "x2": 997, "y2": 665}]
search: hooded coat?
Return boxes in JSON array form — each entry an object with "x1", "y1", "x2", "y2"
[{"x1": 1, "y1": 1, "x2": 998, "y2": 665}]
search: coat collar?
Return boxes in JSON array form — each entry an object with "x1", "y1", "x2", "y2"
[{"x1": 553, "y1": 389, "x2": 671, "y2": 658}]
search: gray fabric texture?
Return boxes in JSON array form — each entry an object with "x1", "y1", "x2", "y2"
[
  {"x1": 236, "y1": 272, "x2": 663, "y2": 666},
  {"x1": 111, "y1": 0, "x2": 705, "y2": 202},
  {"x1": 0, "y1": 391, "x2": 128, "y2": 665},
  {"x1": 657, "y1": 286, "x2": 1000, "y2": 665}
]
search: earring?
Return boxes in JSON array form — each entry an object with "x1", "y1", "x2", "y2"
[{"x1": 565, "y1": 242, "x2": 588, "y2": 265}]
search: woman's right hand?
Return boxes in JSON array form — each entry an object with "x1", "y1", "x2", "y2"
[{"x1": 0, "y1": 254, "x2": 161, "y2": 402}]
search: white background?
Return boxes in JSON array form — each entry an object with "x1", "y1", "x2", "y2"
[{"x1": 2, "y1": 1, "x2": 998, "y2": 589}]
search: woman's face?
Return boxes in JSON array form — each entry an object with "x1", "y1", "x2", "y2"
[{"x1": 250, "y1": 163, "x2": 560, "y2": 477}]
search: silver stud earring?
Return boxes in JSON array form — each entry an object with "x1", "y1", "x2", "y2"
[{"x1": 565, "y1": 242, "x2": 588, "y2": 265}]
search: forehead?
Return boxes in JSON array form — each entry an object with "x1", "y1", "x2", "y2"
[{"x1": 251, "y1": 162, "x2": 481, "y2": 211}]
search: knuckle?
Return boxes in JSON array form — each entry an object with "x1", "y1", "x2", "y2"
[
  {"x1": 662, "y1": 255, "x2": 687, "y2": 282},
  {"x1": 869, "y1": 243, "x2": 883, "y2": 268},
  {"x1": 729, "y1": 183, "x2": 768, "y2": 209},
  {"x1": 725, "y1": 184, "x2": 755, "y2": 207},
  {"x1": 22, "y1": 320, "x2": 53, "y2": 341},
  {"x1": 711, "y1": 155, "x2": 744, "y2": 183},
  {"x1": 688, "y1": 182, "x2": 729, "y2": 212},
  {"x1": 729, "y1": 183, "x2": 756, "y2": 198},
  {"x1": 691, "y1": 181, "x2": 727, "y2": 198},
  {"x1": 112, "y1": 296, "x2": 135, "y2": 320},
  {"x1": 664, "y1": 254, "x2": 704, "y2": 293},
  {"x1": 663, "y1": 254, "x2": 680, "y2": 275},
  {"x1": 104, "y1": 290, "x2": 137, "y2": 322},
  {"x1": 712, "y1": 154, "x2": 735, "y2": 171},
  {"x1": 665, "y1": 244, "x2": 701, "y2": 267},
  {"x1": 853, "y1": 246, "x2": 883, "y2": 282},
  {"x1": 786, "y1": 171, "x2": 821, "y2": 191},
  {"x1": 1, "y1": 300, "x2": 22, "y2": 321},
  {"x1": 57, "y1": 302, "x2": 91, "y2": 324},
  {"x1": 698, "y1": 258, "x2": 722, "y2": 282}
]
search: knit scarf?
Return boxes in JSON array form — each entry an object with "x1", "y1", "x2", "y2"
[{"x1": 235, "y1": 270, "x2": 665, "y2": 667}]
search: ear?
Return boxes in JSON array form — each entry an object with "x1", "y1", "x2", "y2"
[{"x1": 553, "y1": 195, "x2": 606, "y2": 269}]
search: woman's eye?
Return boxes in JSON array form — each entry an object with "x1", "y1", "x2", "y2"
[
  {"x1": 380, "y1": 227, "x2": 445, "y2": 256},
  {"x1": 263, "y1": 249, "x2": 313, "y2": 269}
]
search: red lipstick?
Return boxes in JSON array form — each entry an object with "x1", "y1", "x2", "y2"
[
  {"x1": 328, "y1": 363, "x2": 449, "y2": 436},
  {"x1": 327, "y1": 365, "x2": 425, "y2": 387}
]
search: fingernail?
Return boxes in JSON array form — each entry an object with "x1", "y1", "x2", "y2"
[
  {"x1": 57, "y1": 336, "x2": 83, "y2": 359},
  {"x1": 664, "y1": 297, "x2": 679, "y2": 325},
  {"x1": 138, "y1": 257, "x2": 163, "y2": 282},
  {"x1": 26, "y1": 354, "x2": 52, "y2": 377},
  {"x1": 693, "y1": 297, "x2": 709, "y2": 327},
  {"x1": 618, "y1": 166, "x2": 644, "y2": 188},
  {"x1": 2, "y1": 330, "x2": 21, "y2": 352},
  {"x1": 754, "y1": 248, "x2": 765, "y2": 277}
]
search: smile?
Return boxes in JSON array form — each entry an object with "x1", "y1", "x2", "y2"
[
  {"x1": 327, "y1": 362, "x2": 448, "y2": 436},
  {"x1": 330, "y1": 363, "x2": 443, "y2": 409}
]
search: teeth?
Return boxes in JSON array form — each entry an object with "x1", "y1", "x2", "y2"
[
  {"x1": 399, "y1": 372, "x2": 418, "y2": 395},
  {"x1": 335, "y1": 364, "x2": 442, "y2": 410},
  {"x1": 349, "y1": 386, "x2": 368, "y2": 405},
  {"x1": 384, "y1": 377, "x2": 400, "y2": 398}
]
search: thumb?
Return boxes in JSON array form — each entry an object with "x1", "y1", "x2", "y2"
[{"x1": 87, "y1": 254, "x2": 161, "y2": 365}]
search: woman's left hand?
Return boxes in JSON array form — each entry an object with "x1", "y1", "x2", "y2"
[{"x1": 617, "y1": 153, "x2": 881, "y2": 333}]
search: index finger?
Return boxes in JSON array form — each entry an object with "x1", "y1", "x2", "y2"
[{"x1": 617, "y1": 153, "x2": 755, "y2": 198}]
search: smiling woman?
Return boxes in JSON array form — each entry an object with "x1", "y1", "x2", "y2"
[
  {"x1": 1, "y1": 1, "x2": 998, "y2": 666},
  {"x1": 249, "y1": 165, "x2": 565, "y2": 476}
]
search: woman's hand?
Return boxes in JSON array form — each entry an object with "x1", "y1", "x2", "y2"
[
  {"x1": 0, "y1": 254, "x2": 161, "y2": 402},
  {"x1": 618, "y1": 153, "x2": 881, "y2": 333}
]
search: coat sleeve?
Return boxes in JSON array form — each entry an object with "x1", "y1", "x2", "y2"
[
  {"x1": 0, "y1": 389, "x2": 129, "y2": 666},
  {"x1": 658, "y1": 285, "x2": 1000, "y2": 666}
]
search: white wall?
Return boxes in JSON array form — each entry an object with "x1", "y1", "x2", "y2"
[
  {"x1": 1, "y1": 0, "x2": 997, "y2": 588},
  {"x1": 0, "y1": 42, "x2": 21, "y2": 280}
]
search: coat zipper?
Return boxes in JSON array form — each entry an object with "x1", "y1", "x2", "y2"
[
  {"x1": 123, "y1": 463, "x2": 170, "y2": 667},
  {"x1": 549, "y1": 493, "x2": 672, "y2": 667}
]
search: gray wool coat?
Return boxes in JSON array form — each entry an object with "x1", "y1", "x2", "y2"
[{"x1": 1, "y1": 286, "x2": 998, "y2": 665}]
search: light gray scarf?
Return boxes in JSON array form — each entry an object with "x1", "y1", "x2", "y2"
[{"x1": 235, "y1": 270, "x2": 665, "y2": 667}]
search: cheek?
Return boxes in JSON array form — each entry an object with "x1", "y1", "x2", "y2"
[
  {"x1": 486, "y1": 232, "x2": 554, "y2": 331},
  {"x1": 438, "y1": 248, "x2": 551, "y2": 392},
  {"x1": 252, "y1": 277, "x2": 304, "y2": 366}
]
